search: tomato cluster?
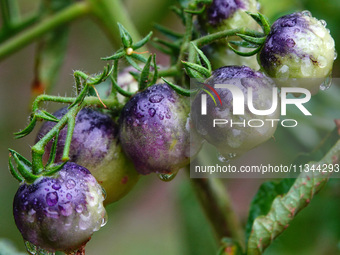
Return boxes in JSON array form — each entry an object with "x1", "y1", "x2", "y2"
[{"x1": 9, "y1": 0, "x2": 336, "y2": 253}]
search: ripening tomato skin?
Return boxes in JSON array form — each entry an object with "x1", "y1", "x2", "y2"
[
  {"x1": 119, "y1": 84, "x2": 202, "y2": 175},
  {"x1": 36, "y1": 107, "x2": 139, "y2": 205},
  {"x1": 13, "y1": 162, "x2": 106, "y2": 253}
]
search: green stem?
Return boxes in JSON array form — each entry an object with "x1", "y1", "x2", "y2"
[
  {"x1": 86, "y1": 0, "x2": 143, "y2": 48},
  {"x1": 188, "y1": 28, "x2": 264, "y2": 62},
  {"x1": 190, "y1": 177, "x2": 245, "y2": 250},
  {"x1": 0, "y1": 0, "x2": 20, "y2": 30},
  {"x1": 0, "y1": 2, "x2": 90, "y2": 60},
  {"x1": 31, "y1": 104, "x2": 82, "y2": 174},
  {"x1": 158, "y1": 66, "x2": 179, "y2": 78}
]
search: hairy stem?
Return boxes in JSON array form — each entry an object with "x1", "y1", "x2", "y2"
[
  {"x1": 190, "y1": 177, "x2": 245, "y2": 250},
  {"x1": 0, "y1": 2, "x2": 90, "y2": 60}
]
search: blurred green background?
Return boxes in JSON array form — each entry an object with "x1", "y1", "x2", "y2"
[{"x1": 0, "y1": 0, "x2": 340, "y2": 254}]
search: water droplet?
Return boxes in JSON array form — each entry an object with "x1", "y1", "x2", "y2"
[
  {"x1": 149, "y1": 94, "x2": 164, "y2": 103},
  {"x1": 158, "y1": 172, "x2": 178, "y2": 182},
  {"x1": 301, "y1": 10, "x2": 312, "y2": 17},
  {"x1": 66, "y1": 179, "x2": 76, "y2": 189},
  {"x1": 101, "y1": 212, "x2": 108, "y2": 227},
  {"x1": 148, "y1": 108, "x2": 156, "y2": 117},
  {"x1": 319, "y1": 19, "x2": 327, "y2": 27},
  {"x1": 59, "y1": 202, "x2": 73, "y2": 217},
  {"x1": 218, "y1": 153, "x2": 230, "y2": 163},
  {"x1": 27, "y1": 209, "x2": 36, "y2": 223},
  {"x1": 286, "y1": 38, "x2": 296, "y2": 47},
  {"x1": 76, "y1": 204, "x2": 83, "y2": 213},
  {"x1": 44, "y1": 208, "x2": 59, "y2": 219},
  {"x1": 66, "y1": 193, "x2": 72, "y2": 200},
  {"x1": 52, "y1": 183, "x2": 61, "y2": 190},
  {"x1": 158, "y1": 114, "x2": 164, "y2": 120},
  {"x1": 320, "y1": 74, "x2": 332, "y2": 90},
  {"x1": 46, "y1": 192, "x2": 58, "y2": 206},
  {"x1": 25, "y1": 241, "x2": 37, "y2": 254},
  {"x1": 334, "y1": 50, "x2": 338, "y2": 60}
]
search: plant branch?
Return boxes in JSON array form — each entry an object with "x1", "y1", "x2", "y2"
[
  {"x1": 86, "y1": 0, "x2": 143, "y2": 49},
  {"x1": 190, "y1": 177, "x2": 245, "y2": 250},
  {"x1": 0, "y1": 2, "x2": 90, "y2": 60}
]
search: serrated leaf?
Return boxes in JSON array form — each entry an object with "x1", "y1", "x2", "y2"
[
  {"x1": 247, "y1": 138, "x2": 340, "y2": 254},
  {"x1": 118, "y1": 23, "x2": 133, "y2": 48},
  {"x1": 132, "y1": 31, "x2": 153, "y2": 50},
  {"x1": 245, "y1": 179, "x2": 295, "y2": 242}
]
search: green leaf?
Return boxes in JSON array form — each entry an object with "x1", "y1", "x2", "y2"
[
  {"x1": 246, "y1": 12, "x2": 271, "y2": 35},
  {"x1": 153, "y1": 37, "x2": 180, "y2": 51},
  {"x1": 126, "y1": 56, "x2": 142, "y2": 71},
  {"x1": 149, "y1": 55, "x2": 159, "y2": 86},
  {"x1": 161, "y1": 77, "x2": 197, "y2": 97},
  {"x1": 247, "y1": 137, "x2": 340, "y2": 254},
  {"x1": 184, "y1": 5, "x2": 206, "y2": 14},
  {"x1": 182, "y1": 61, "x2": 211, "y2": 78},
  {"x1": 117, "y1": 22, "x2": 133, "y2": 48},
  {"x1": 110, "y1": 75, "x2": 134, "y2": 97},
  {"x1": 245, "y1": 179, "x2": 295, "y2": 242},
  {"x1": 191, "y1": 43, "x2": 211, "y2": 72},
  {"x1": 258, "y1": 13, "x2": 271, "y2": 35},
  {"x1": 153, "y1": 23, "x2": 183, "y2": 40},
  {"x1": 139, "y1": 55, "x2": 152, "y2": 91},
  {"x1": 14, "y1": 116, "x2": 37, "y2": 139},
  {"x1": 132, "y1": 31, "x2": 153, "y2": 50},
  {"x1": 8, "y1": 155, "x2": 24, "y2": 182},
  {"x1": 229, "y1": 40, "x2": 258, "y2": 49},
  {"x1": 151, "y1": 42, "x2": 173, "y2": 55},
  {"x1": 45, "y1": 161, "x2": 68, "y2": 176},
  {"x1": 46, "y1": 133, "x2": 59, "y2": 168},
  {"x1": 101, "y1": 50, "x2": 125, "y2": 61},
  {"x1": 227, "y1": 43, "x2": 261, "y2": 57},
  {"x1": 35, "y1": 110, "x2": 59, "y2": 122},
  {"x1": 236, "y1": 34, "x2": 266, "y2": 45},
  {"x1": 9, "y1": 149, "x2": 38, "y2": 183}
]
